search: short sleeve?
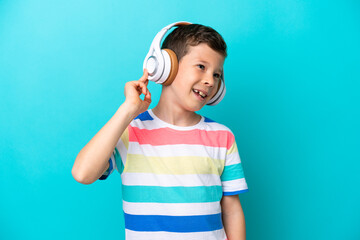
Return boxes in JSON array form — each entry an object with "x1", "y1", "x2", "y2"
[
  {"x1": 221, "y1": 135, "x2": 249, "y2": 195},
  {"x1": 99, "y1": 126, "x2": 129, "y2": 180}
]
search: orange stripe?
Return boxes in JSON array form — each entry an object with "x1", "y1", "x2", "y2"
[{"x1": 128, "y1": 126, "x2": 234, "y2": 150}]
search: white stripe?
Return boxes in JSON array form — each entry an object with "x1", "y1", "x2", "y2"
[
  {"x1": 125, "y1": 228, "x2": 227, "y2": 240},
  {"x1": 128, "y1": 142, "x2": 227, "y2": 158},
  {"x1": 225, "y1": 152, "x2": 241, "y2": 166},
  {"x1": 203, "y1": 121, "x2": 232, "y2": 132},
  {"x1": 123, "y1": 200, "x2": 222, "y2": 216},
  {"x1": 132, "y1": 117, "x2": 165, "y2": 130},
  {"x1": 222, "y1": 178, "x2": 248, "y2": 192},
  {"x1": 132, "y1": 115, "x2": 233, "y2": 132},
  {"x1": 121, "y1": 173, "x2": 221, "y2": 187}
]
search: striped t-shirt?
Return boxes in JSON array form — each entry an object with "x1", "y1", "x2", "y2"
[{"x1": 100, "y1": 109, "x2": 248, "y2": 240}]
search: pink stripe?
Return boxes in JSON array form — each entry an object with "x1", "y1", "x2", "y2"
[{"x1": 128, "y1": 126, "x2": 235, "y2": 149}]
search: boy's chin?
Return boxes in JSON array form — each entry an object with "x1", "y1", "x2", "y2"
[
  {"x1": 185, "y1": 103, "x2": 206, "y2": 112},
  {"x1": 177, "y1": 98, "x2": 208, "y2": 112}
]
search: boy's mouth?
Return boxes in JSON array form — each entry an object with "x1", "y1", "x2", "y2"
[{"x1": 192, "y1": 89, "x2": 208, "y2": 99}]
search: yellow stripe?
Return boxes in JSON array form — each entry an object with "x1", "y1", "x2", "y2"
[
  {"x1": 121, "y1": 127, "x2": 129, "y2": 149},
  {"x1": 123, "y1": 154, "x2": 225, "y2": 175},
  {"x1": 227, "y1": 141, "x2": 238, "y2": 155}
]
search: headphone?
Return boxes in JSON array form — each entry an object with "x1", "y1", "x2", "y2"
[{"x1": 143, "y1": 21, "x2": 226, "y2": 106}]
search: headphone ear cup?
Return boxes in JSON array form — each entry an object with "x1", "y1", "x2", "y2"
[
  {"x1": 162, "y1": 49, "x2": 179, "y2": 86},
  {"x1": 207, "y1": 79, "x2": 226, "y2": 106}
]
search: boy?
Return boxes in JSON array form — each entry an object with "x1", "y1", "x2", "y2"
[{"x1": 72, "y1": 23, "x2": 248, "y2": 240}]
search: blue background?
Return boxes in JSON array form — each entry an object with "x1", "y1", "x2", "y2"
[{"x1": 1, "y1": 0, "x2": 359, "y2": 239}]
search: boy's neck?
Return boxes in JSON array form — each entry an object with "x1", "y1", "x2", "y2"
[{"x1": 152, "y1": 101, "x2": 201, "y2": 127}]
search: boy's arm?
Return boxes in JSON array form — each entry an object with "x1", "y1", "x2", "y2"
[
  {"x1": 221, "y1": 195, "x2": 246, "y2": 240},
  {"x1": 71, "y1": 69, "x2": 151, "y2": 184}
]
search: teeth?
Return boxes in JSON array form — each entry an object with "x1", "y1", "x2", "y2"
[
  {"x1": 193, "y1": 89, "x2": 207, "y2": 98},
  {"x1": 199, "y1": 91, "x2": 206, "y2": 97}
]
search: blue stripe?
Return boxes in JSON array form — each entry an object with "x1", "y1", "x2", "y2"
[
  {"x1": 122, "y1": 185, "x2": 223, "y2": 203},
  {"x1": 223, "y1": 189, "x2": 249, "y2": 196},
  {"x1": 108, "y1": 157, "x2": 113, "y2": 173},
  {"x1": 99, "y1": 158, "x2": 113, "y2": 180},
  {"x1": 204, "y1": 117, "x2": 216, "y2": 122},
  {"x1": 98, "y1": 174, "x2": 108, "y2": 180},
  {"x1": 114, "y1": 147, "x2": 124, "y2": 174},
  {"x1": 135, "y1": 110, "x2": 153, "y2": 121},
  {"x1": 221, "y1": 163, "x2": 245, "y2": 181},
  {"x1": 124, "y1": 212, "x2": 223, "y2": 232}
]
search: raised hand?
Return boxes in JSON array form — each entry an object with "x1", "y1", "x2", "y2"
[{"x1": 124, "y1": 69, "x2": 152, "y2": 116}]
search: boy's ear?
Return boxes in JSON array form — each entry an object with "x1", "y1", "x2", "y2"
[{"x1": 162, "y1": 49, "x2": 179, "y2": 86}]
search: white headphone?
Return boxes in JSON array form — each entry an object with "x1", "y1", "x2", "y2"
[{"x1": 143, "y1": 21, "x2": 226, "y2": 106}]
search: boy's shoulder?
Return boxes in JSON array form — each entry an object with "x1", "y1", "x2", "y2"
[
  {"x1": 134, "y1": 110, "x2": 153, "y2": 122},
  {"x1": 202, "y1": 115, "x2": 234, "y2": 135}
]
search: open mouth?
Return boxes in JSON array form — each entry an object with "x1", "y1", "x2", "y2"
[{"x1": 192, "y1": 89, "x2": 207, "y2": 99}]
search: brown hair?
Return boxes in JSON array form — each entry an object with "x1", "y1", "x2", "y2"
[{"x1": 161, "y1": 24, "x2": 227, "y2": 63}]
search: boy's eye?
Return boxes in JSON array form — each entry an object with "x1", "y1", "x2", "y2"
[
  {"x1": 197, "y1": 64, "x2": 222, "y2": 79},
  {"x1": 214, "y1": 73, "x2": 221, "y2": 79},
  {"x1": 197, "y1": 64, "x2": 205, "y2": 70}
]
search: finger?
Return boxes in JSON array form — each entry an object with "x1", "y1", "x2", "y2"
[
  {"x1": 139, "y1": 68, "x2": 149, "y2": 82},
  {"x1": 136, "y1": 81, "x2": 148, "y2": 95},
  {"x1": 144, "y1": 89, "x2": 152, "y2": 103}
]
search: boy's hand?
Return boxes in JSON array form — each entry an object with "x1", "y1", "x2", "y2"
[{"x1": 124, "y1": 69, "x2": 152, "y2": 117}]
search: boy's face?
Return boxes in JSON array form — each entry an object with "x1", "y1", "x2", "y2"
[{"x1": 165, "y1": 43, "x2": 225, "y2": 112}]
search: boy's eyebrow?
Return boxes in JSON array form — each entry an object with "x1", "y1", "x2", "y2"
[{"x1": 196, "y1": 59, "x2": 223, "y2": 72}]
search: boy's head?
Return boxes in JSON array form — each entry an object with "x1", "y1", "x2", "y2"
[
  {"x1": 160, "y1": 24, "x2": 227, "y2": 111},
  {"x1": 161, "y1": 24, "x2": 227, "y2": 63}
]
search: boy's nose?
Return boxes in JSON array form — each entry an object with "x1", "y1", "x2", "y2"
[{"x1": 202, "y1": 73, "x2": 215, "y2": 87}]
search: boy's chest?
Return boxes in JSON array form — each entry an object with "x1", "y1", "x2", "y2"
[{"x1": 124, "y1": 143, "x2": 226, "y2": 177}]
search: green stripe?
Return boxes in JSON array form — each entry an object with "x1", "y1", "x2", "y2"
[
  {"x1": 122, "y1": 185, "x2": 223, "y2": 203},
  {"x1": 114, "y1": 147, "x2": 124, "y2": 174},
  {"x1": 221, "y1": 163, "x2": 245, "y2": 181}
]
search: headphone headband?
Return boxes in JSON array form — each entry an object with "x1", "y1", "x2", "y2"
[{"x1": 150, "y1": 22, "x2": 191, "y2": 52}]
